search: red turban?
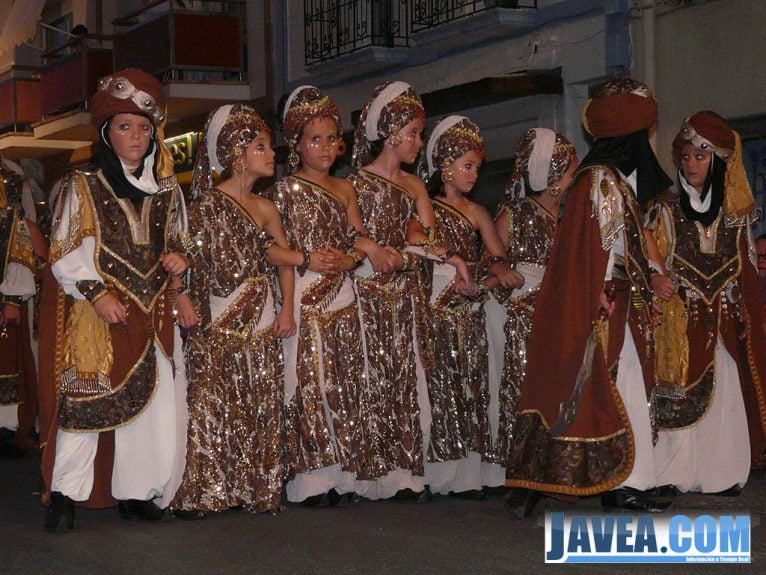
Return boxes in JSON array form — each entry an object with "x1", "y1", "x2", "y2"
[
  {"x1": 91, "y1": 68, "x2": 166, "y2": 128},
  {"x1": 671, "y1": 111, "x2": 735, "y2": 168},
  {"x1": 583, "y1": 78, "x2": 658, "y2": 139}
]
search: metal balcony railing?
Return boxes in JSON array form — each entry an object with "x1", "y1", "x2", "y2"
[
  {"x1": 304, "y1": 0, "x2": 410, "y2": 65},
  {"x1": 304, "y1": 0, "x2": 537, "y2": 65},
  {"x1": 410, "y1": 0, "x2": 537, "y2": 33}
]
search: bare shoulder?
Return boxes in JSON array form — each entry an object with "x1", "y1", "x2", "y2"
[
  {"x1": 329, "y1": 177, "x2": 358, "y2": 204},
  {"x1": 254, "y1": 194, "x2": 279, "y2": 216},
  {"x1": 400, "y1": 172, "x2": 427, "y2": 200}
]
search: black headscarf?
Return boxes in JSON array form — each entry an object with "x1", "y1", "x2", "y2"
[
  {"x1": 580, "y1": 130, "x2": 673, "y2": 205},
  {"x1": 96, "y1": 115, "x2": 156, "y2": 201},
  {"x1": 678, "y1": 154, "x2": 726, "y2": 227}
]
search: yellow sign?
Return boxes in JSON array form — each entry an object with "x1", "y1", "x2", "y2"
[{"x1": 165, "y1": 132, "x2": 201, "y2": 173}]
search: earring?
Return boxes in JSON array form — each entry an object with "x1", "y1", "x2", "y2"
[
  {"x1": 548, "y1": 185, "x2": 562, "y2": 198},
  {"x1": 442, "y1": 168, "x2": 454, "y2": 183},
  {"x1": 233, "y1": 154, "x2": 246, "y2": 176},
  {"x1": 288, "y1": 147, "x2": 300, "y2": 172},
  {"x1": 388, "y1": 131, "x2": 401, "y2": 147}
]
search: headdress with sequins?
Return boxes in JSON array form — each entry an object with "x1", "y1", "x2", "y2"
[
  {"x1": 672, "y1": 110, "x2": 755, "y2": 228},
  {"x1": 282, "y1": 85, "x2": 341, "y2": 173},
  {"x1": 506, "y1": 128, "x2": 577, "y2": 200},
  {"x1": 352, "y1": 81, "x2": 426, "y2": 167},
  {"x1": 425, "y1": 115, "x2": 484, "y2": 181},
  {"x1": 190, "y1": 103, "x2": 269, "y2": 200}
]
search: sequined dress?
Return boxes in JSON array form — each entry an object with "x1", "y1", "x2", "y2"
[
  {"x1": 347, "y1": 168, "x2": 428, "y2": 496},
  {"x1": 489, "y1": 197, "x2": 557, "y2": 467},
  {"x1": 269, "y1": 176, "x2": 368, "y2": 501},
  {"x1": 170, "y1": 189, "x2": 284, "y2": 513},
  {"x1": 424, "y1": 199, "x2": 492, "y2": 493}
]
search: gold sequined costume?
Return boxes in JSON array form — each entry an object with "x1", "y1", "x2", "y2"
[
  {"x1": 426, "y1": 199, "x2": 491, "y2": 465},
  {"x1": 171, "y1": 189, "x2": 285, "y2": 513},
  {"x1": 490, "y1": 197, "x2": 556, "y2": 465},
  {"x1": 347, "y1": 168, "x2": 426, "y2": 482},
  {"x1": 268, "y1": 176, "x2": 368, "y2": 500}
]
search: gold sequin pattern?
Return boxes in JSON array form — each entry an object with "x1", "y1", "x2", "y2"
[
  {"x1": 426, "y1": 202, "x2": 492, "y2": 463},
  {"x1": 172, "y1": 187, "x2": 285, "y2": 513},
  {"x1": 269, "y1": 176, "x2": 369, "y2": 478},
  {"x1": 349, "y1": 168, "x2": 425, "y2": 477}
]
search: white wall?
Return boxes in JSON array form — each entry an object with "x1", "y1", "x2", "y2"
[{"x1": 632, "y1": 0, "x2": 766, "y2": 173}]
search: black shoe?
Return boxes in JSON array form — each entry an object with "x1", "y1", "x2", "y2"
[
  {"x1": 327, "y1": 489, "x2": 360, "y2": 508},
  {"x1": 394, "y1": 487, "x2": 431, "y2": 503},
  {"x1": 709, "y1": 485, "x2": 742, "y2": 497},
  {"x1": 44, "y1": 492, "x2": 75, "y2": 531},
  {"x1": 450, "y1": 489, "x2": 486, "y2": 501},
  {"x1": 172, "y1": 509, "x2": 207, "y2": 520},
  {"x1": 118, "y1": 499, "x2": 166, "y2": 521},
  {"x1": 601, "y1": 488, "x2": 672, "y2": 513},
  {"x1": 300, "y1": 492, "x2": 331, "y2": 508},
  {"x1": 651, "y1": 484, "x2": 680, "y2": 498},
  {"x1": 337, "y1": 492, "x2": 361, "y2": 507},
  {"x1": 505, "y1": 488, "x2": 541, "y2": 518}
]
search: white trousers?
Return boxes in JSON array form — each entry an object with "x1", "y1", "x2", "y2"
[
  {"x1": 615, "y1": 328, "x2": 657, "y2": 491},
  {"x1": 51, "y1": 341, "x2": 180, "y2": 504}
]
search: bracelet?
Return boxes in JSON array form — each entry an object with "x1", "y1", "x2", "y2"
[
  {"x1": 485, "y1": 255, "x2": 507, "y2": 266},
  {"x1": 347, "y1": 250, "x2": 364, "y2": 267},
  {"x1": 297, "y1": 249, "x2": 311, "y2": 277}
]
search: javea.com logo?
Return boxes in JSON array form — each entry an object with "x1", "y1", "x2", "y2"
[{"x1": 545, "y1": 512, "x2": 751, "y2": 563}]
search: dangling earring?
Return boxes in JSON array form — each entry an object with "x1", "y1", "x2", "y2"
[
  {"x1": 288, "y1": 146, "x2": 300, "y2": 172},
  {"x1": 442, "y1": 168, "x2": 454, "y2": 183},
  {"x1": 547, "y1": 184, "x2": 562, "y2": 198},
  {"x1": 233, "y1": 154, "x2": 246, "y2": 176},
  {"x1": 388, "y1": 131, "x2": 401, "y2": 148}
]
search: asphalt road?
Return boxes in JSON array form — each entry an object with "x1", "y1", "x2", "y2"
[{"x1": 1, "y1": 453, "x2": 763, "y2": 574}]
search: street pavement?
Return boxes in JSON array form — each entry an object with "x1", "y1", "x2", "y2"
[{"x1": 1, "y1": 452, "x2": 764, "y2": 574}]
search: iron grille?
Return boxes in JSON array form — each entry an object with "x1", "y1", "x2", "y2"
[
  {"x1": 304, "y1": 0, "x2": 410, "y2": 65},
  {"x1": 410, "y1": 0, "x2": 537, "y2": 33}
]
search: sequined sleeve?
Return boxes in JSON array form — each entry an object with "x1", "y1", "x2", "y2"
[
  {"x1": 185, "y1": 196, "x2": 213, "y2": 331},
  {"x1": 585, "y1": 166, "x2": 625, "y2": 252}
]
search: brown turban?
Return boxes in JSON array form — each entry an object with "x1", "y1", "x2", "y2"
[
  {"x1": 583, "y1": 78, "x2": 657, "y2": 139},
  {"x1": 671, "y1": 111, "x2": 736, "y2": 167},
  {"x1": 673, "y1": 110, "x2": 755, "y2": 223},
  {"x1": 91, "y1": 68, "x2": 166, "y2": 128}
]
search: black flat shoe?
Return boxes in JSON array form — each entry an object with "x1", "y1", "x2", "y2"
[
  {"x1": 601, "y1": 488, "x2": 671, "y2": 513},
  {"x1": 651, "y1": 484, "x2": 680, "y2": 497},
  {"x1": 393, "y1": 487, "x2": 431, "y2": 503},
  {"x1": 44, "y1": 492, "x2": 75, "y2": 531},
  {"x1": 172, "y1": 509, "x2": 207, "y2": 520},
  {"x1": 450, "y1": 489, "x2": 486, "y2": 501},
  {"x1": 709, "y1": 485, "x2": 742, "y2": 497},
  {"x1": 300, "y1": 492, "x2": 331, "y2": 508},
  {"x1": 118, "y1": 499, "x2": 166, "y2": 521},
  {"x1": 332, "y1": 491, "x2": 360, "y2": 508}
]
